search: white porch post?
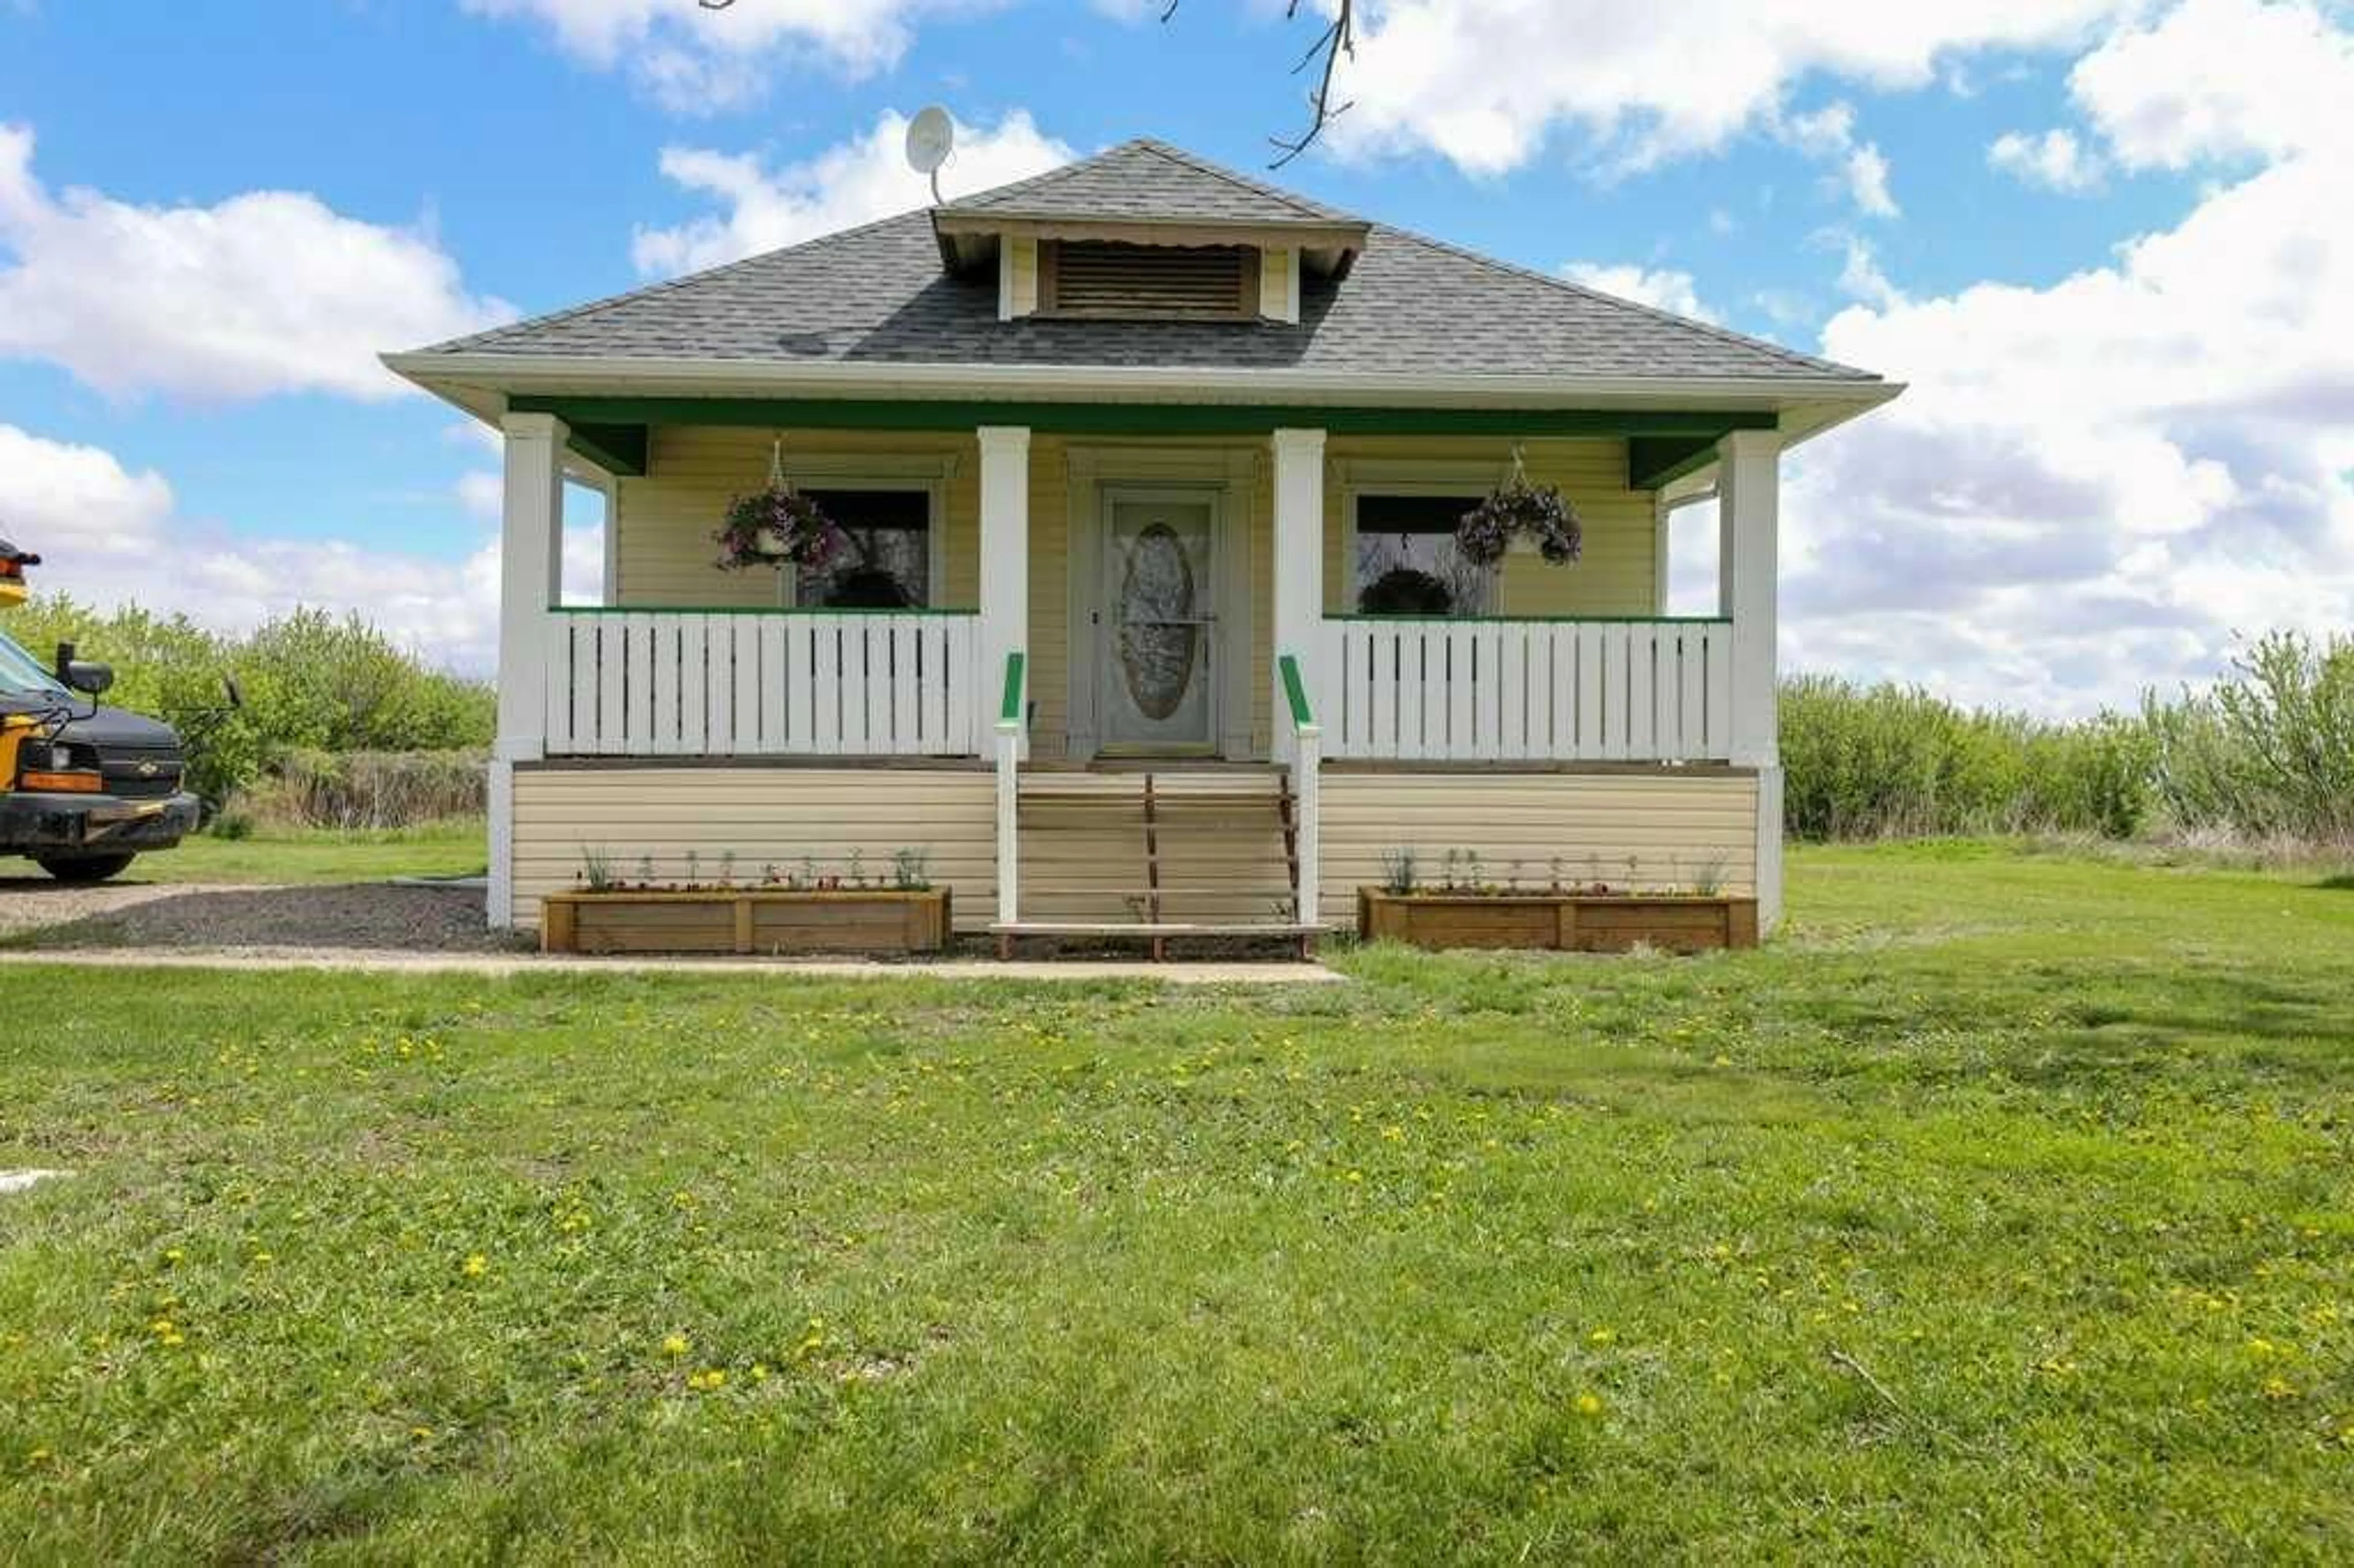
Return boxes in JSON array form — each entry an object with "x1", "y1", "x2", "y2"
[
  {"x1": 1270, "y1": 428, "x2": 1327, "y2": 763},
  {"x1": 978, "y1": 426, "x2": 1031, "y2": 929},
  {"x1": 1718, "y1": 428, "x2": 1783, "y2": 931},
  {"x1": 976, "y1": 426, "x2": 1031, "y2": 755},
  {"x1": 489, "y1": 411, "x2": 567, "y2": 929}
]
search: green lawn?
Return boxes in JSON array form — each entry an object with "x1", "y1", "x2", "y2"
[
  {"x1": 128, "y1": 820, "x2": 486, "y2": 885},
  {"x1": 4, "y1": 843, "x2": 2350, "y2": 1562}
]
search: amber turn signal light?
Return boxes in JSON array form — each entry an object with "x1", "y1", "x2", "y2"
[{"x1": 18, "y1": 770, "x2": 104, "y2": 793}]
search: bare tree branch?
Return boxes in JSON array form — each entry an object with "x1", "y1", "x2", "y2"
[
  {"x1": 1164, "y1": 0, "x2": 1355, "y2": 167},
  {"x1": 700, "y1": 0, "x2": 1356, "y2": 170}
]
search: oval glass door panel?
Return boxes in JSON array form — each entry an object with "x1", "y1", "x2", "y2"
[
  {"x1": 1100, "y1": 497, "x2": 1217, "y2": 751},
  {"x1": 1118, "y1": 522, "x2": 1197, "y2": 720}
]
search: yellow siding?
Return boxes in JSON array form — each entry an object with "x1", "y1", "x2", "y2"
[
  {"x1": 1259, "y1": 247, "x2": 1295, "y2": 322},
  {"x1": 509, "y1": 765, "x2": 996, "y2": 932},
  {"x1": 612, "y1": 427, "x2": 980, "y2": 608},
  {"x1": 1324, "y1": 435, "x2": 1657, "y2": 615},
  {"x1": 608, "y1": 428, "x2": 1663, "y2": 757},
  {"x1": 1008, "y1": 236, "x2": 1039, "y2": 317},
  {"x1": 1317, "y1": 769, "x2": 1757, "y2": 927},
  {"x1": 1027, "y1": 433, "x2": 1073, "y2": 754}
]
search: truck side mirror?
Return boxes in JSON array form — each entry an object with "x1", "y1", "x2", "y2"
[
  {"x1": 63, "y1": 659, "x2": 115, "y2": 697},
  {"x1": 51, "y1": 639, "x2": 113, "y2": 696}
]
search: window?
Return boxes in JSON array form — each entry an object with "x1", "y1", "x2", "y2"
[
  {"x1": 1352, "y1": 494, "x2": 1493, "y2": 615},
  {"x1": 796, "y1": 488, "x2": 932, "y2": 609}
]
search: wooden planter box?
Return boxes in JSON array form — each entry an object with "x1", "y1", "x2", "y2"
[
  {"x1": 541, "y1": 888, "x2": 952, "y2": 957},
  {"x1": 1357, "y1": 888, "x2": 1758, "y2": 954}
]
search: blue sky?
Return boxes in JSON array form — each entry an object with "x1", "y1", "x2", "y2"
[{"x1": 2, "y1": 1, "x2": 2347, "y2": 712}]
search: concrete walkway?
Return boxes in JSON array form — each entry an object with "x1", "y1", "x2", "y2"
[{"x1": 0, "y1": 946, "x2": 1344, "y2": 984}]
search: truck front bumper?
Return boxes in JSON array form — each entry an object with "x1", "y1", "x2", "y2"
[{"x1": 1, "y1": 790, "x2": 202, "y2": 853}]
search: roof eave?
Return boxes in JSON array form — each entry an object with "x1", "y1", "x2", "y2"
[{"x1": 381, "y1": 351, "x2": 1899, "y2": 422}]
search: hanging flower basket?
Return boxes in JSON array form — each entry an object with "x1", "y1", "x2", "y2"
[
  {"x1": 1457, "y1": 480, "x2": 1582, "y2": 566},
  {"x1": 713, "y1": 485, "x2": 836, "y2": 572},
  {"x1": 1455, "y1": 451, "x2": 1583, "y2": 568}
]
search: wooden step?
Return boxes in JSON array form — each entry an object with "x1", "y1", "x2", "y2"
[{"x1": 989, "y1": 919, "x2": 1325, "y2": 961}]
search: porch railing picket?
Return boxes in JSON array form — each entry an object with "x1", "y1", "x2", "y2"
[
  {"x1": 1316, "y1": 617, "x2": 1735, "y2": 763},
  {"x1": 543, "y1": 609, "x2": 978, "y2": 758}
]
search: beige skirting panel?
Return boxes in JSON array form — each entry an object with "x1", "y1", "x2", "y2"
[
  {"x1": 1317, "y1": 768, "x2": 1759, "y2": 929},
  {"x1": 510, "y1": 765, "x2": 996, "y2": 932}
]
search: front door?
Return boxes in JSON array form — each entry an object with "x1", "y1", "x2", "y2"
[{"x1": 1098, "y1": 490, "x2": 1219, "y2": 753}]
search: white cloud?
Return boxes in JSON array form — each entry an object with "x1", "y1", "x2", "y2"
[
  {"x1": 1987, "y1": 128, "x2": 2108, "y2": 193},
  {"x1": 1325, "y1": 0, "x2": 2127, "y2": 175},
  {"x1": 633, "y1": 108, "x2": 1074, "y2": 276},
  {"x1": 1780, "y1": 2, "x2": 2354, "y2": 713},
  {"x1": 2070, "y1": 0, "x2": 2353, "y2": 170},
  {"x1": 462, "y1": 0, "x2": 984, "y2": 112},
  {"x1": 1560, "y1": 261, "x2": 1718, "y2": 323},
  {"x1": 1, "y1": 423, "x2": 598, "y2": 675},
  {"x1": 0, "y1": 124, "x2": 509, "y2": 403},
  {"x1": 456, "y1": 471, "x2": 505, "y2": 522},
  {"x1": 1780, "y1": 101, "x2": 1900, "y2": 218}
]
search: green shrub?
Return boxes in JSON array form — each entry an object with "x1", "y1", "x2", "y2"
[
  {"x1": 2147, "y1": 631, "x2": 2354, "y2": 842},
  {"x1": 1781, "y1": 675, "x2": 2147, "y2": 840},
  {"x1": 8, "y1": 595, "x2": 493, "y2": 806}
]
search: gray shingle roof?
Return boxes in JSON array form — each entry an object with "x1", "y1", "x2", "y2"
[
  {"x1": 417, "y1": 140, "x2": 1876, "y2": 385},
  {"x1": 936, "y1": 138, "x2": 1362, "y2": 226}
]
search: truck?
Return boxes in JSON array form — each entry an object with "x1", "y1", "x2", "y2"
[{"x1": 2, "y1": 535, "x2": 204, "y2": 881}]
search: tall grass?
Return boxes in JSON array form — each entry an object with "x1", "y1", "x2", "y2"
[
  {"x1": 237, "y1": 748, "x2": 489, "y2": 831},
  {"x1": 1783, "y1": 630, "x2": 2351, "y2": 848}
]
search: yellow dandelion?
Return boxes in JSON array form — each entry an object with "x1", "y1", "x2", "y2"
[
  {"x1": 409, "y1": 1426, "x2": 434, "y2": 1441},
  {"x1": 1574, "y1": 1391, "x2": 1604, "y2": 1417},
  {"x1": 1588, "y1": 1327, "x2": 1617, "y2": 1347},
  {"x1": 689, "y1": 1368, "x2": 728, "y2": 1391},
  {"x1": 249, "y1": 1250, "x2": 273, "y2": 1266},
  {"x1": 462, "y1": 1254, "x2": 487, "y2": 1278},
  {"x1": 661, "y1": 1333, "x2": 691, "y2": 1357},
  {"x1": 750, "y1": 1363, "x2": 771, "y2": 1382},
  {"x1": 162, "y1": 1248, "x2": 185, "y2": 1265},
  {"x1": 2261, "y1": 1376, "x2": 2296, "y2": 1401}
]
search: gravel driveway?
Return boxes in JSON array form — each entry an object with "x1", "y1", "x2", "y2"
[{"x1": 0, "y1": 875, "x2": 521, "y2": 953}]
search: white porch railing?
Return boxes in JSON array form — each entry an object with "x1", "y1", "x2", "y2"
[
  {"x1": 543, "y1": 609, "x2": 980, "y2": 757},
  {"x1": 1315, "y1": 616, "x2": 1734, "y2": 763}
]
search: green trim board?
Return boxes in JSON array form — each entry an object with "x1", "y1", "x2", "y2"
[
  {"x1": 1626, "y1": 434, "x2": 1723, "y2": 491},
  {"x1": 1278, "y1": 653, "x2": 1314, "y2": 728},
  {"x1": 549, "y1": 604, "x2": 977, "y2": 617},
  {"x1": 565, "y1": 423, "x2": 648, "y2": 478},
  {"x1": 510, "y1": 395, "x2": 1779, "y2": 441},
  {"x1": 999, "y1": 650, "x2": 1027, "y2": 723}
]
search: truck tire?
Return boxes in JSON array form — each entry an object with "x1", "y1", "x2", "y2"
[{"x1": 35, "y1": 852, "x2": 137, "y2": 883}]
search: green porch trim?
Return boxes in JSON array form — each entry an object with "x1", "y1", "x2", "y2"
[
  {"x1": 1326, "y1": 613, "x2": 1731, "y2": 625},
  {"x1": 566, "y1": 422, "x2": 649, "y2": 478},
  {"x1": 549, "y1": 604, "x2": 978, "y2": 617},
  {"x1": 511, "y1": 395, "x2": 1780, "y2": 441},
  {"x1": 999, "y1": 650, "x2": 1027, "y2": 723},
  {"x1": 1277, "y1": 653, "x2": 1314, "y2": 729},
  {"x1": 1626, "y1": 433, "x2": 1723, "y2": 491}
]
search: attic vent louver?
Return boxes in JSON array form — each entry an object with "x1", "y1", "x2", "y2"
[{"x1": 1045, "y1": 241, "x2": 1250, "y2": 319}]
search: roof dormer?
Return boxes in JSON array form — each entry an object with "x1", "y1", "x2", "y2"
[{"x1": 930, "y1": 139, "x2": 1367, "y2": 327}]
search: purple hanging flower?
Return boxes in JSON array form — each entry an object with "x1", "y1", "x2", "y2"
[
  {"x1": 1457, "y1": 478, "x2": 1582, "y2": 567},
  {"x1": 714, "y1": 486, "x2": 835, "y2": 571}
]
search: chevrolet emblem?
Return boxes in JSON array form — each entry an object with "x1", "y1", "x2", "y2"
[{"x1": 137, "y1": 760, "x2": 159, "y2": 777}]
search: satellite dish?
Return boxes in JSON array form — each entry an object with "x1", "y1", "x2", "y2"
[{"x1": 905, "y1": 106, "x2": 955, "y2": 203}]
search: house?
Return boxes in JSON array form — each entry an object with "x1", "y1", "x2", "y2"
[{"x1": 384, "y1": 139, "x2": 1897, "y2": 948}]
